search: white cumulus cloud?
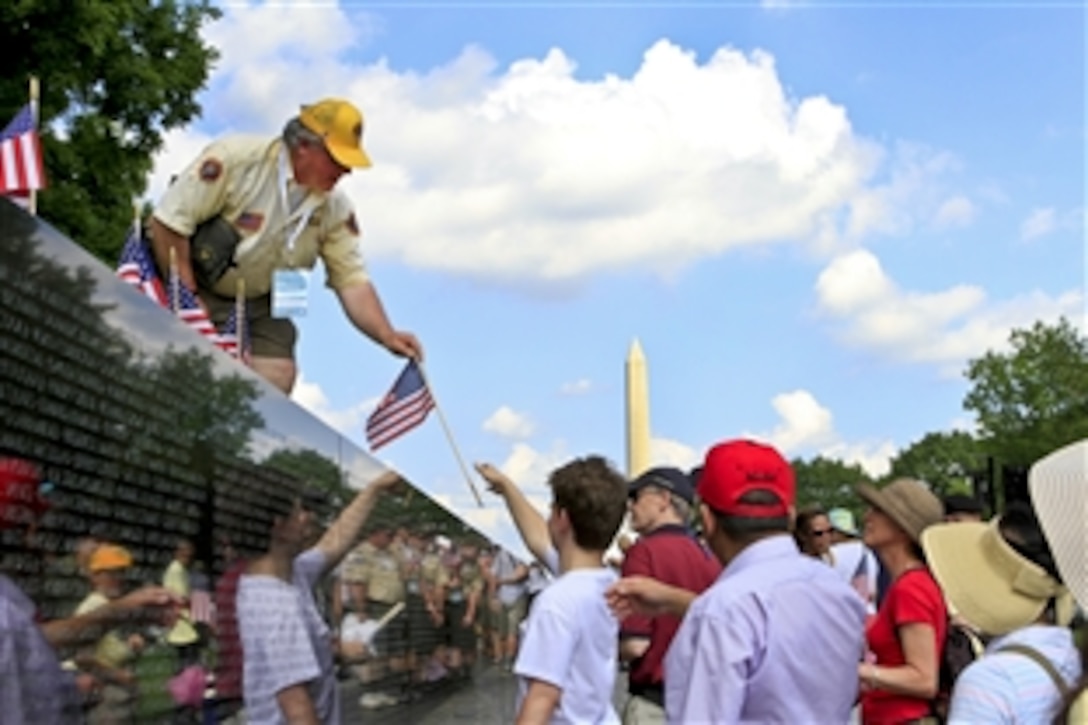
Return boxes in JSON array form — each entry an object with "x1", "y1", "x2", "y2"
[
  {"x1": 649, "y1": 436, "x2": 703, "y2": 471},
  {"x1": 483, "y1": 405, "x2": 536, "y2": 439},
  {"x1": 145, "y1": 4, "x2": 962, "y2": 288},
  {"x1": 933, "y1": 195, "x2": 976, "y2": 229},
  {"x1": 747, "y1": 389, "x2": 894, "y2": 477},
  {"x1": 1020, "y1": 207, "x2": 1057, "y2": 241},
  {"x1": 290, "y1": 374, "x2": 378, "y2": 439},
  {"x1": 815, "y1": 249, "x2": 1082, "y2": 374},
  {"x1": 559, "y1": 378, "x2": 593, "y2": 396}
]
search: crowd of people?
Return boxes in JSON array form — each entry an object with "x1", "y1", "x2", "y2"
[
  {"x1": 7, "y1": 430, "x2": 1088, "y2": 723},
  {"x1": 475, "y1": 437, "x2": 1088, "y2": 725}
]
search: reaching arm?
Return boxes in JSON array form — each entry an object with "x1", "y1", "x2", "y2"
[
  {"x1": 315, "y1": 470, "x2": 401, "y2": 566},
  {"x1": 515, "y1": 679, "x2": 562, "y2": 725},
  {"x1": 276, "y1": 682, "x2": 320, "y2": 725},
  {"x1": 860, "y1": 622, "x2": 939, "y2": 699},
  {"x1": 41, "y1": 586, "x2": 181, "y2": 652},
  {"x1": 502, "y1": 563, "x2": 529, "y2": 586},
  {"x1": 619, "y1": 636, "x2": 651, "y2": 662},
  {"x1": 149, "y1": 217, "x2": 199, "y2": 291},
  {"x1": 335, "y1": 282, "x2": 422, "y2": 360},
  {"x1": 474, "y1": 463, "x2": 552, "y2": 565},
  {"x1": 605, "y1": 576, "x2": 699, "y2": 620}
]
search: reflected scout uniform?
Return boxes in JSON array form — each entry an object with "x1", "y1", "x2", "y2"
[
  {"x1": 154, "y1": 109, "x2": 370, "y2": 358},
  {"x1": 343, "y1": 541, "x2": 407, "y2": 656},
  {"x1": 446, "y1": 554, "x2": 483, "y2": 653},
  {"x1": 418, "y1": 550, "x2": 451, "y2": 654},
  {"x1": 396, "y1": 540, "x2": 431, "y2": 656}
]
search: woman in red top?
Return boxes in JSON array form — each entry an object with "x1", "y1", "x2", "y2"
[{"x1": 855, "y1": 478, "x2": 946, "y2": 724}]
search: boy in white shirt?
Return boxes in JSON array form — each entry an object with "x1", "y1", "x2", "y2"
[{"x1": 476, "y1": 456, "x2": 628, "y2": 725}]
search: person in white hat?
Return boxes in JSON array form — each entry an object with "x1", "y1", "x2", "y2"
[
  {"x1": 1030, "y1": 439, "x2": 1088, "y2": 722},
  {"x1": 922, "y1": 501, "x2": 1079, "y2": 723}
]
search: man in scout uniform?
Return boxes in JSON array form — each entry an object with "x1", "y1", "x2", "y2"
[
  {"x1": 342, "y1": 526, "x2": 408, "y2": 706},
  {"x1": 444, "y1": 539, "x2": 483, "y2": 679},
  {"x1": 149, "y1": 98, "x2": 423, "y2": 394}
]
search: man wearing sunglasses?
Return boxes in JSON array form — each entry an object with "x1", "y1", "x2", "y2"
[{"x1": 617, "y1": 467, "x2": 721, "y2": 724}]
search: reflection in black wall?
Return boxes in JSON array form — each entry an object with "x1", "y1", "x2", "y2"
[{"x1": 0, "y1": 199, "x2": 508, "y2": 722}]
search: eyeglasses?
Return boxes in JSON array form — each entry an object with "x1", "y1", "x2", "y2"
[{"x1": 810, "y1": 529, "x2": 832, "y2": 537}]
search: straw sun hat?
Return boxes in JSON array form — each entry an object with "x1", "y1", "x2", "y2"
[
  {"x1": 921, "y1": 518, "x2": 1069, "y2": 637},
  {"x1": 855, "y1": 478, "x2": 943, "y2": 543}
]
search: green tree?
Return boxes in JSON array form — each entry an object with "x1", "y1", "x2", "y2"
[
  {"x1": 887, "y1": 431, "x2": 983, "y2": 496},
  {"x1": 1, "y1": 0, "x2": 220, "y2": 263},
  {"x1": 963, "y1": 317, "x2": 1088, "y2": 468},
  {"x1": 793, "y1": 455, "x2": 873, "y2": 512},
  {"x1": 264, "y1": 448, "x2": 351, "y2": 506}
]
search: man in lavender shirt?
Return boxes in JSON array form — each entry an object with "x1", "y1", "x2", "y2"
[{"x1": 608, "y1": 439, "x2": 866, "y2": 723}]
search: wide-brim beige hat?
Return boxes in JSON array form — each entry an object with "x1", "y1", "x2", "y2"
[
  {"x1": 856, "y1": 478, "x2": 943, "y2": 543},
  {"x1": 1029, "y1": 439, "x2": 1088, "y2": 611},
  {"x1": 922, "y1": 520, "x2": 1068, "y2": 636}
]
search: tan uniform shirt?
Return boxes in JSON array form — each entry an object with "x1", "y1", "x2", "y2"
[
  {"x1": 154, "y1": 135, "x2": 369, "y2": 298},
  {"x1": 419, "y1": 552, "x2": 450, "y2": 600},
  {"x1": 343, "y1": 541, "x2": 405, "y2": 604},
  {"x1": 458, "y1": 560, "x2": 484, "y2": 601}
]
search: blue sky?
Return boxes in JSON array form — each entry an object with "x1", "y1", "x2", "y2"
[{"x1": 146, "y1": 1, "x2": 1084, "y2": 555}]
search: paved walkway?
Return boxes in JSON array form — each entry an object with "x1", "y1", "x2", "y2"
[{"x1": 339, "y1": 663, "x2": 628, "y2": 723}]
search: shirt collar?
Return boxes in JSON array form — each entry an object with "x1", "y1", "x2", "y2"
[
  {"x1": 720, "y1": 534, "x2": 799, "y2": 579},
  {"x1": 643, "y1": 523, "x2": 695, "y2": 539}
]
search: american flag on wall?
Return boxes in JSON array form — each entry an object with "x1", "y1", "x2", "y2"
[
  {"x1": 115, "y1": 228, "x2": 250, "y2": 362},
  {"x1": 365, "y1": 361, "x2": 435, "y2": 450},
  {"x1": 0, "y1": 104, "x2": 46, "y2": 204}
]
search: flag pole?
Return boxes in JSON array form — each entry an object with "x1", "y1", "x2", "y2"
[
  {"x1": 416, "y1": 362, "x2": 484, "y2": 508},
  {"x1": 28, "y1": 76, "x2": 39, "y2": 217},
  {"x1": 236, "y1": 277, "x2": 247, "y2": 363},
  {"x1": 169, "y1": 246, "x2": 179, "y2": 312}
]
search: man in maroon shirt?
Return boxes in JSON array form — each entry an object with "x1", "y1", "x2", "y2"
[{"x1": 619, "y1": 467, "x2": 721, "y2": 723}]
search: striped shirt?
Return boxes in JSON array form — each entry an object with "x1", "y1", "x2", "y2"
[{"x1": 949, "y1": 624, "x2": 1080, "y2": 724}]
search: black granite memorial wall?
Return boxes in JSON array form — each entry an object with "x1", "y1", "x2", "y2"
[{"x1": 0, "y1": 198, "x2": 503, "y2": 721}]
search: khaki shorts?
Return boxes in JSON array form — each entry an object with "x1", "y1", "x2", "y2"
[
  {"x1": 198, "y1": 290, "x2": 297, "y2": 360},
  {"x1": 499, "y1": 597, "x2": 527, "y2": 638}
]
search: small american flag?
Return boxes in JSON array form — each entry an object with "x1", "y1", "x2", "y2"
[
  {"x1": 366, "y1": 360, "x2": 435, "y2": 450},
  {"x1": 0, "y1": 104, "x2": 45, "y2": 202},
  {"x1": 116, "y1": 228, "x2": 250, "y2": 362},
  {"x1": 117, "y1": 227, "x2": 169, "y2": 306}
]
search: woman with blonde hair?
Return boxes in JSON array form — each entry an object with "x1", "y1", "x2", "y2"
[{"x1": 855, "y1": 478, "x2": 946, "y2": 725}]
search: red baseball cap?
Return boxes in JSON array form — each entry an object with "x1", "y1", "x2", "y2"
[{"x1": 697, "y1": 439, "x2": 795, "y2": 517}]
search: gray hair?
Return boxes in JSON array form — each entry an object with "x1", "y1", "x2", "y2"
[
  {"x1": 669, "y1": 493, "x2": 691, "y2": 524},
  {"x1": 282, "y1": 117, "x2": 323, "y2": 150}
]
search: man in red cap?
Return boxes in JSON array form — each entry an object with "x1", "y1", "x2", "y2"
[
  {"x1": 608, "y1": 439, "x2": 866, "y2": 723},
  {"x1": 150, "y1": 98, "x2": 422, "y2": 394}
]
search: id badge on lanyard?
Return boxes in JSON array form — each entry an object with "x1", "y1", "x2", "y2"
[
  {"x1": 272, "y1": 149, "x2": 315, "y2": 318},
  {"x1": 271, "y1": 268, "x2": 310, "y2": 318}
]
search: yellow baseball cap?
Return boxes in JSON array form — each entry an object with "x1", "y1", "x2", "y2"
[
  {"x1": 298, "y1": 98, "x2": 372, "y2": 169},
  {"x1": 89, "y1": 544, "x2": 133, "y2": 572}
]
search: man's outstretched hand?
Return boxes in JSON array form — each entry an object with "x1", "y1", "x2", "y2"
[
  {"x1": 384, "y1": 330, "x2": 423, "y2": 361},
  {"x1": 474, "y1": 462, "x2": 515, "y2": 497}
]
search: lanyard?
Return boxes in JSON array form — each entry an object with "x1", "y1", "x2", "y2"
[{"x1": 277, "y1": 148, "x2": 317, "y2": 256}]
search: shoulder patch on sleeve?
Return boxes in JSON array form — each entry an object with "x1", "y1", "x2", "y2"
[
  {"x1": 199, "y1": 158, "x2": 223, "y2": 182},
  {"x1": 345, "y1": 213, "x2": 360, "y2": 236}
]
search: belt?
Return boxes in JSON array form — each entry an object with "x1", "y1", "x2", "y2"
[{"x1": 628, "y1": 683, "x2": 664, "y2": 708}]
